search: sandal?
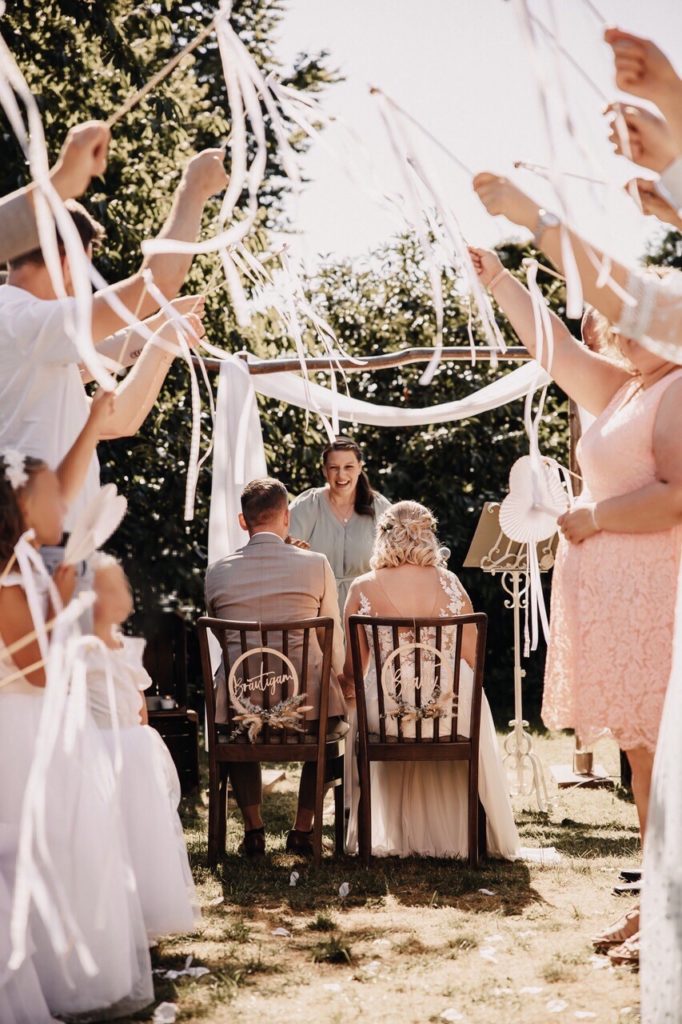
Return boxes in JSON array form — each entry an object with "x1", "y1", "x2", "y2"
[
  {"x1": 591, "y1": 906, "x2": 639, "y2": 950},
  {"x1": 607, "y1": 932, "x2": 640, "y2": 967}
]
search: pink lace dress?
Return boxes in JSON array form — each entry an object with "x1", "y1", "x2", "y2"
[{"x1": 543, "y1": 369, "x2": 682, "y2": 752}]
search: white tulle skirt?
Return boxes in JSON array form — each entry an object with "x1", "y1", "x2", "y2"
[
  {"x1": 99, "y1": 726, "x2": 199, "y2": 939},
  {"x1": 0, "y1": 691, "x2": 153, "y2": 1020},
  {"x1": 0, "y1": 825, "x2": 56, "y2": 1024},
  {"x1": 346, "y1": 665, "x2": 521, "y2": 859}
]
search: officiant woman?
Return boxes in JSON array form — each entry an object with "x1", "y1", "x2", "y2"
[{"x1": 289, "y1": 436, "x2": 391, "y2": 611}]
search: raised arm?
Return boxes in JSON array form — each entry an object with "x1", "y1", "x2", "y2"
[
  {"x1": 0, "y1": 121, "x2": 110, "y2": 265},
  {"x1": 90, "y1": 149, "x2": 228, "y2": 343},
  {"x1": 99, "y1": 297, "x2": 206, "y2": 439},
  {"x1": 56, "y1": 389, "x2": 116, "y2": 506},
  {"x1": 469, "y1": 246, "x2": 629, "y2": 414},
  {"x1": 604, "y1": 28, "x2": 682, "y2": 155},
  {"x1": 473, "y1": 172, "x2": 682, "y2": 351}
]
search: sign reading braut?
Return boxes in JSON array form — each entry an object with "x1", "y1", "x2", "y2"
[{"x1": 380, "y1": 641, "x2": 452, "y2": 698}]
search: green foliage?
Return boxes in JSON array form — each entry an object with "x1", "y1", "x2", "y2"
[
  {"x1": 0, "y1": 2, "x2": 574, "y2": 720},
  {"x1": 264, "y1": 236, "x2": 569, "y2": 720},
  {"x1": 0, "y1": 0, "x2": 337, "y2": 614}
]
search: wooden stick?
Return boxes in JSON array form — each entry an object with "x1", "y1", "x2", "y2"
[
  {"x1": 107, "y1": 17, "x2": 217, "y2": 129},
  {"x1": 370, "y1": 87, "x2": 475, "y2": 178},
  {"x1": 514, "y1": 159, "x2": 609, "y2": 188},
  {"x1": 194, "y1": 346, "x2": 530, "y2": 375}
]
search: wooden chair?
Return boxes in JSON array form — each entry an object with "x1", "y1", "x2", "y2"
[
  {"x1": 348, "y1": 613, "x2": 488, "y2": 868},
  {"x1": 197, "y1": 615, "x2": 346, "y2": 868}
]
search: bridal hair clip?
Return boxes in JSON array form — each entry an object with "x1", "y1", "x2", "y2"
[
  {"x1": 0, "y1": 450, "x2": 28, "y2": 491},
  {"x1": 379, "y1": 520, "x2": 394, "y2": 534}
]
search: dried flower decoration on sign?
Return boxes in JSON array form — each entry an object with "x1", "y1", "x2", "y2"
[{"x1": 227, "y1": 647, "x2": 313, "y2": 742}]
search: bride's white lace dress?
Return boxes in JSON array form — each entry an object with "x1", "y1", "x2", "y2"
[{"x1": 346, "y1": 569, "x2": 520, "y2": 858}]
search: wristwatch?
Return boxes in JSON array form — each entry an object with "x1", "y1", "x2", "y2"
[{"x1": 533, "y1": 208, "x2": 560, "y2": 247}]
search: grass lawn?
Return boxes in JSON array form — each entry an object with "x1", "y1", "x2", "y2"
[{"x1": 132, "y1": 732, "x2": 641, "y2": 1024}]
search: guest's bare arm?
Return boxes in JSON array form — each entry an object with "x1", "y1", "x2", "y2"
[
  {"x1": 605, "y1": 103, "x2": 679, "y2": 174},
  {"x1": 604, "y1": 28, "x2": 682, "y2": 154},
  {"x1": 98, "y1": 300, "x2": 205, "y2": 439},
  {"x1": 558, "y1": 377, "x2": 682, "y2": 543},
  {"x1": 473, "y1": 172, "x2": 682, "y2": 348},
  {"x1": 469, "y1": 246, "x2": 629, "y2": 415},
  {"x1": 56, "y1": 389, "x2": 116, "y2": 505},
  {"x1": 626, "y1": 178, "x2": 682, "y2": 230},
  {"x1": 90, "y1": 149, "x2": 228, "y2": 343}
]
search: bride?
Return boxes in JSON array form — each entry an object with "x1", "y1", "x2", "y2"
[{"x1": 340, "y1": 501, "x2": 520, "y2": 859}]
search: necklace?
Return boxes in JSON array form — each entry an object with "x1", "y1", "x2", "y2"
[{"x1": 326, "y1": 491, "x2": 354, "y2": 526}]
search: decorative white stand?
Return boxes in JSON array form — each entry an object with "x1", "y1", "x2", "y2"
[{"x1": 464, "y1": 503, "x2": 557, "y2": 813}]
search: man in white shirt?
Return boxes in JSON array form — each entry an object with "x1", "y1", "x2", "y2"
[{"x1": 0, "y1": 147, "x2": 227, "y2": 531}]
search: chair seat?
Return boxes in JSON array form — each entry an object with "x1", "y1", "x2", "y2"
[
  {"x1": 367, "y1": 732, "x2": 470, "y2": 744},
  {"x1": 217, "y1": 721, "x2": 350, "y2": 746}
]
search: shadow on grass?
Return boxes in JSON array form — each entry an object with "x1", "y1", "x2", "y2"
[
  {"x1": 516, "y1": 809, "x2": 641, "y2": 859},
  {"x1": 183, "y1": 782, "x2": 539, "y2": 918}
]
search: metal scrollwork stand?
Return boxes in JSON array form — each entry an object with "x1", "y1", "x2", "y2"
[{"x1": 464, "y1": 502, "x2": 557, "y2": 813}]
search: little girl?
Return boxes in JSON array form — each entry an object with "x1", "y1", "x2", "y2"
[
  {"x1": 87, "y1": 552, "x2": 199, "y2": 939},
  {"x1": 0, "y1": 391, "x2": 153, "y2": 1021}
]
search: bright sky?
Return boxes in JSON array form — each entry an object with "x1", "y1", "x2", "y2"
[{"x1": 275, "y1": 0, "x2": 682, "y2": 268}]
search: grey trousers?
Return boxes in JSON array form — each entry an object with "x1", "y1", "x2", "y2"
[{"x1": 229, "y1": 717, "x2": 344, "y2": 815}]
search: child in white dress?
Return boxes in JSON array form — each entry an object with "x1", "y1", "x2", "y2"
[
  {"x1": 86, "y1": 552, "x2": 199, "y2": 939},
  {"x1": 0, "y1": 395, "x2": 153, "y2": 1021}
]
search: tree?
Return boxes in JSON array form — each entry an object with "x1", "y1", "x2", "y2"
[
  {"x1": 1, "y1": 4, "x2": 573, "y2": 719},
  {"x1": 259, "y1": 235, "x2": 569, "y2": 720},
  {"x1": 0, "y1": 0, "x2": 337, "y2": 612}
]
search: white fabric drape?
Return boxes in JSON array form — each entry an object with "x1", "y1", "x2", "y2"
[
  {"x1": 249, "y1": 356, "x2": 550, "y2": 429},
  {"x1": 208, "y1": 355, "x2": 549, "y2": 564},
  {"x1": 208, "y1": 356, "x2": 267, "y2": 565}
]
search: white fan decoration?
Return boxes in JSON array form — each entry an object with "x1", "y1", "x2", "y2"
[
  {"x1": 63, "y1": 485, "x2": 128, "y2": 566},
  {"x1": 499, "y1": 455, "x2": 570, "y2": 544},
  {"x1": 499, "y1": 455, "x2": 572, "y2": 656}
]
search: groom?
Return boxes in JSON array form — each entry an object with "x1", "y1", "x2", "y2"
[{"x1": 205, "y1": 477, "x2": 346, "y2": 857}]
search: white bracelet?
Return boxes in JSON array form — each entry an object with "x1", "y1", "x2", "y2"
[
  {"x1": 589, "y1": 504, "x2": 601, "y2": 531},
  {"x1": 488, "y1": 268, "x2": 508, "y2": 291}
]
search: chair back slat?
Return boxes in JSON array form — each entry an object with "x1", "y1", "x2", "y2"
[
  {"x1": 414, "y1": 622, "x2": 422, "y2": 744},
  {"x1": 433, "y1": 623, "x2": 443, "y2": 743},
  {"x1": 450, "y1": 624, "x2": 463, "y2": 740},
  {"x1": 348, "y1": 613, "x2": 487, "y2": 751},
  {"x1": 196, "y1": 616, "x2": 335, "y2": 752},
  {"x1": 372, "y1": 623, "x2": 386, "y2": 743}
]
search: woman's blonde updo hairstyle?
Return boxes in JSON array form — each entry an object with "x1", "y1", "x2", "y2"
[{"x1": 371, "y1": 501, "x2": 445, "y2": 570}]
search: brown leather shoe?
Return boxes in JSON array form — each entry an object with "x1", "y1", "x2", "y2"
[
  {"x1": 285, "y1": 829, "x2": 314, "y2": 857},
  {"x1": 239, "y1": 827, "x2": 265, "y2": 858}
]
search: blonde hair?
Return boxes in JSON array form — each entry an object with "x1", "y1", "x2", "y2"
[
  {"x1": 371, "y1": 501, "x2": 445, "y2": 570},
  {"x1": 582, "y1": 266, "x2": 677, "y2": 367}
]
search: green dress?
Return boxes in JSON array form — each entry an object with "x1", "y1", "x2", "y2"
[{"x1": 289, "y1": 487, "x2": 392, "y2": 614}]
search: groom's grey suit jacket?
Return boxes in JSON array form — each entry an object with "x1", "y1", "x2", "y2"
[{"x1": 205, "y1": 533, "x2": 346, "y2": 725}]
